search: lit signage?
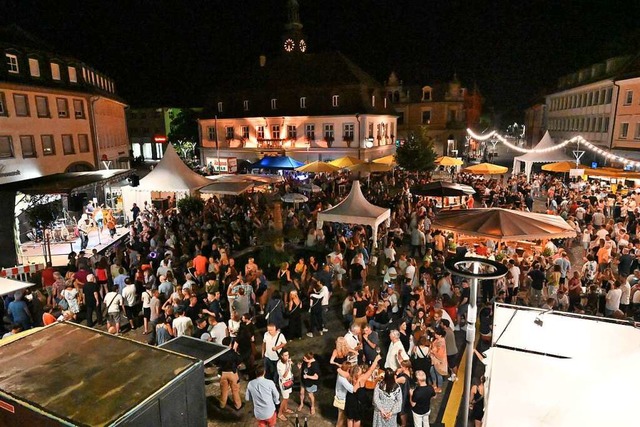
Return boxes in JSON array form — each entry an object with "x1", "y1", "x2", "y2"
[{"x1": 154, "y1": 136, "x2": 168, "y2": 143}]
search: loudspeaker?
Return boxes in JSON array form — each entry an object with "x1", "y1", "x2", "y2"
[{"x1": 68, "y1": 193, "x2": 87, "y2": 212}]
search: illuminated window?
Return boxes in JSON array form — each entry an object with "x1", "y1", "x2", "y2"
[
  {"x1": 29, "y1": 58, "x2": 40, "y2": 77},
  {"x1": 0, "y1": 135, "x2": 14, "y2": 158},
  {"x1": 241, "y1": 126, "x2": 249, "y2": 139},
  {"x1": 271, "y1": 125, "x2": 280, "y2": 139},
  {"x1": 217, "y1": 102, "x2": 223, "y2": 113},
  {"x1": 323, "y1": 123, "x2": 334, "y2": 140},
  {"x1": 256, "y1": 126, "x2": 265, "y2": 139},
  {"x1": 271, "y1": 98, "x2": 277, "y2": 110},
  {"x1": 20, "y1": 135, "x2": 36, "y2": 158},
  {"x1": 371, "y1": 95, "x2": 376, "y2": 107},
  {"x1": 225, "y1": 126, "x2": 234, "y2": 139},
  {"x1": 332, "y1": 95, "x2": 339, "y2": 107},
  {"x1": 51, "y1": 63, "x2": 61, "y2": 80},
  {"x1": 41, "y1": 135, "x2": 55, "y2": 155},
  {"x1": 368, "y1": 123, "x2": 374, "y2": 138},
  {"x1": 625, "y1": 90, "x2": 633, "y2": 105},
  {"x1": 300, "y1": 97, "x2": 306, "y2": 109},
  {"x1": 6, "y1": 54, "x2": 18, "y2": 73},
  {"x1": 68, "y1": 66, "x2": 77, "y2": 83}
]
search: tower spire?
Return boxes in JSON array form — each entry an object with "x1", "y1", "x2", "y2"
[{"x1": 285, "y1": 0, "x2": 303, "y2": 31}]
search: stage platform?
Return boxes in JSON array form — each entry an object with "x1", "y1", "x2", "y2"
[{"x1": 19, "y1": 227, "x2": 130, "y2": 267}]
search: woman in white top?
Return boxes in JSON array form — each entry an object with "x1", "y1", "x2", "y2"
[{"x1": 276, "y1": 349, "x2": 295, "y2": 421}]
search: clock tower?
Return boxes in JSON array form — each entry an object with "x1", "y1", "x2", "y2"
[{"x1": 282, "y1": 0, "x2": 307, "y2": 53}]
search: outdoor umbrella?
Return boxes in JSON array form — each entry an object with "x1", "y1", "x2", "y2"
[
  {"x1": 462, "y1": 163, "x2": 508, "y2": 175},
  {"x1": 372, "y1": 154, "x2": 397, "y2": 165},
  {"x1": 281, "y1": 193, "x2": 309, "y2": 204},
  {"x1": 299, "y1": 183, "x2": 322, "y2": 193},
  {"x1": 541, "y1": 161, "x2": 585, "y2": 173},
  {"x1": 435, "y1": 156, "x2": 463, "y2": 166},
  {"x1": 411, "y1": 181, "x2": 476, "y2": 197},
  {"x1": 432, "y1": 208, "x2": 577, "y2": 242},
  {"x1": 295, "y1": 161, "x2": 340, "y2": 173},
  {"x1": 329, "y1": 156, "x2": 365, "y2": 169},
  {"x1": 347, "y1": 162, "x2": 393, "y2": 173}
]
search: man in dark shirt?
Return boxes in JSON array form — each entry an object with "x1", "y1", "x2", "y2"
[
  {"x1": 236, "y1": 314, "x2": 256, "y2": 379},
  {"x1": 410, "y1": 369, "x2": 436, "y2": 425},
  {"x1": 349, "y1": 262, "x2": 365, "y2": 293},
  {"x1": 215, "y1": 337, "x2": 242, "y2": 410},
  {"x1": 362, "y1": 324, "x2": 380, "y2": 364},
  {"x1": 352, "y1": 292, "x2": 369, "y2": 329},
  {"x1": 83, "y1": 274, "x2": 102, "y2": 327},
  {"x1": 528, "y1": 263, "x2": 546, "y2": 308}
]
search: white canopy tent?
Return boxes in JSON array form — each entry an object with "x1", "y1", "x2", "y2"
[
  {"x1": 512, "y1": 131, "x2": 574, "y2": 180},
  {"x1": 483, "y1": 304, "x2": 640, "y2": 426},
  {"x1": 121, "y1": 144, "x2": 211, "y2": 218},
  {"x1": 316, "y1": 180, "x2": 390, "y2": 247}
]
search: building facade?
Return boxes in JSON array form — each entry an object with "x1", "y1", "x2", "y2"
[
  {"x1": 385, "y1": 72, "x2": 482, "y2": 156},
  {"x1": 611, "y1": 76, "x2": 640, "y2": 155},
  {"x1": 198, "y1": 0, "x2": 397, "y2": 166},
  {"x1": 524, "y1": 100, "x2": 546, "y2": 148},
  {"x1": 0, "y1": 25, "x2": 129, "y2": 185},
  {"x1": 545, "y1": 56, "x2": 631, "y2": 152}
]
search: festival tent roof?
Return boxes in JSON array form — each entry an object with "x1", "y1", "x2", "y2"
[
  {"x1": 462, "y1": 163, "x2": 508, "y2": 175},
  {"x1": 316, "y1": 180, "x2": 390, "y2": 247},
  {"x1": 199, "y1": 181, "x2": 254, "y2": 196},
  {"x1": 295, "y1": 161, "x2": 340, "y2": 173},
  {"x1": 484, "y1": 304, "x2": 640, "y2": 427},
  {"x1": 252, "y1": 155, "x2": 304, "y2": 170},
  {"x1": 512, "y1": 131, "x2": 574, "y2": 179},
  {"x1": 329, "y1": 156, "x2": 365, "y2": 168},
  {"x1": 133, "y1": 144, "x2": 211, "y2": 192}
]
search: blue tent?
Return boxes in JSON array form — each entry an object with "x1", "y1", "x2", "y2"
[{"x1": 252, "y1": 155, "x2": 304, "y2": 170}]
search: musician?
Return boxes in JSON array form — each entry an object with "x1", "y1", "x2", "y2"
[
  {"x1": 94, "y1": 206, "x2": 104, "y2": 233},
  {"x1": 85, "y1": 201, "x2": 95, "y2": 216},
  {"x1": 77, "y1": 215, "x2": 92, "y2": 250}
]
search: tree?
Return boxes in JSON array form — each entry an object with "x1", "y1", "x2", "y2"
[
  {"x1": 168, "y1": 108, "x2": 200, "y2": 165},
  {"x1": 395, "y1": 127, "x2": 438, "y2": 172}
]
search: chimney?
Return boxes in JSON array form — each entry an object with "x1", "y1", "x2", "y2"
[{"x1": 259, "y1": 55, "x2": 266, "y2": 67}]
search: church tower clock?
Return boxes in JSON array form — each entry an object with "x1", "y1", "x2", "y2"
[{"x1": 282, "y1": 0, "x2": 307, "y2": 53}]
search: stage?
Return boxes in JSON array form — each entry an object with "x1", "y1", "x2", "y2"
[{"x1": 19, "y1": 226, "x2": 130, "y2": 267}]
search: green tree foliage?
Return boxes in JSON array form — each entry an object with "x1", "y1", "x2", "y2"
[
  {"x1": 168, "y1": 108, "x2": 199, "y2": 144},
  {"x1": 177, "y1": 196, "x2": 204, "y2": 216},
  {"x1": 395, "y1": 127, "x2": 437, "y2": 172}
]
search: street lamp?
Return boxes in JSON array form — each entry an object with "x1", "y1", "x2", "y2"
[{"x1": 444, "y1": 257, "x2": 508, "y2": 427}]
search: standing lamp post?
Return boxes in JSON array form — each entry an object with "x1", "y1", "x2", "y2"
[{"x1": 444, "y1": 257, "x2": 508, "y2": 427}]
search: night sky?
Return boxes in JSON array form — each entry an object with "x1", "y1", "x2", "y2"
[{"x1": 3, "y1": 0, "x2": 639, "y2": 122}]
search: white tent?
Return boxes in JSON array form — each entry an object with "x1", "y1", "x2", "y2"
[
  {"x1": 512, "y1": 131, "x2": 574, "y2": 180},
  {"x1": 316, "y1": 180, "x2": 390, "y2": 247},
  {"x1": 121, "y1": 144, "x2": 211, "y2": 219},
  {"x1": 483, "y1": 304, "x2": 640, "y2": 426},
  {"x1": 134, "y1": 144, "x2": 211, "y2": 192}
]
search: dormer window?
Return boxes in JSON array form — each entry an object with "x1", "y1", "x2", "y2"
[
  {"x1": 68, "y1": 66, "x2": 77, "y2": 83},
  {"x1": 243, "y1": 100, "x2": 249, "y2": 111},
  {"x1": 6, "y1": 54, "x2": 18, "y2": 73},
  {"x1": 300, "y1": 97, "x2": 306, "y2": 109},
  {"x1": 28, "y1": 58, "x2": 40, "y2": 77},
  {"x1": 217, "y1": 102, "x2": 223, "y2": 113},
  {"x1": 371, "y1": 95, "x2": 376, "y2": 107},
  {"x1": 332, "y1": 95, "x2": 339, "y2": 107},
  {"x1": 422, "y1": 86, "x2": 432, "y2": 101},
  {"x1": 271, "y1": 98, "x2": 277, "y2": 110}
]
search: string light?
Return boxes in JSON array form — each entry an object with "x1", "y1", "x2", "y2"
[{"x1": 467, "y1": 129, "x2": 640, "y2": 168}]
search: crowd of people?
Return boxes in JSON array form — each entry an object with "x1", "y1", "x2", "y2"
[{"x1": 3, "y1": 166, "x2": 640, "y2": 426}]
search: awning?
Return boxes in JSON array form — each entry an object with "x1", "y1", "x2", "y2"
[{"x1": 0, "y1": 170, "x2": 133, "y2": 195}]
